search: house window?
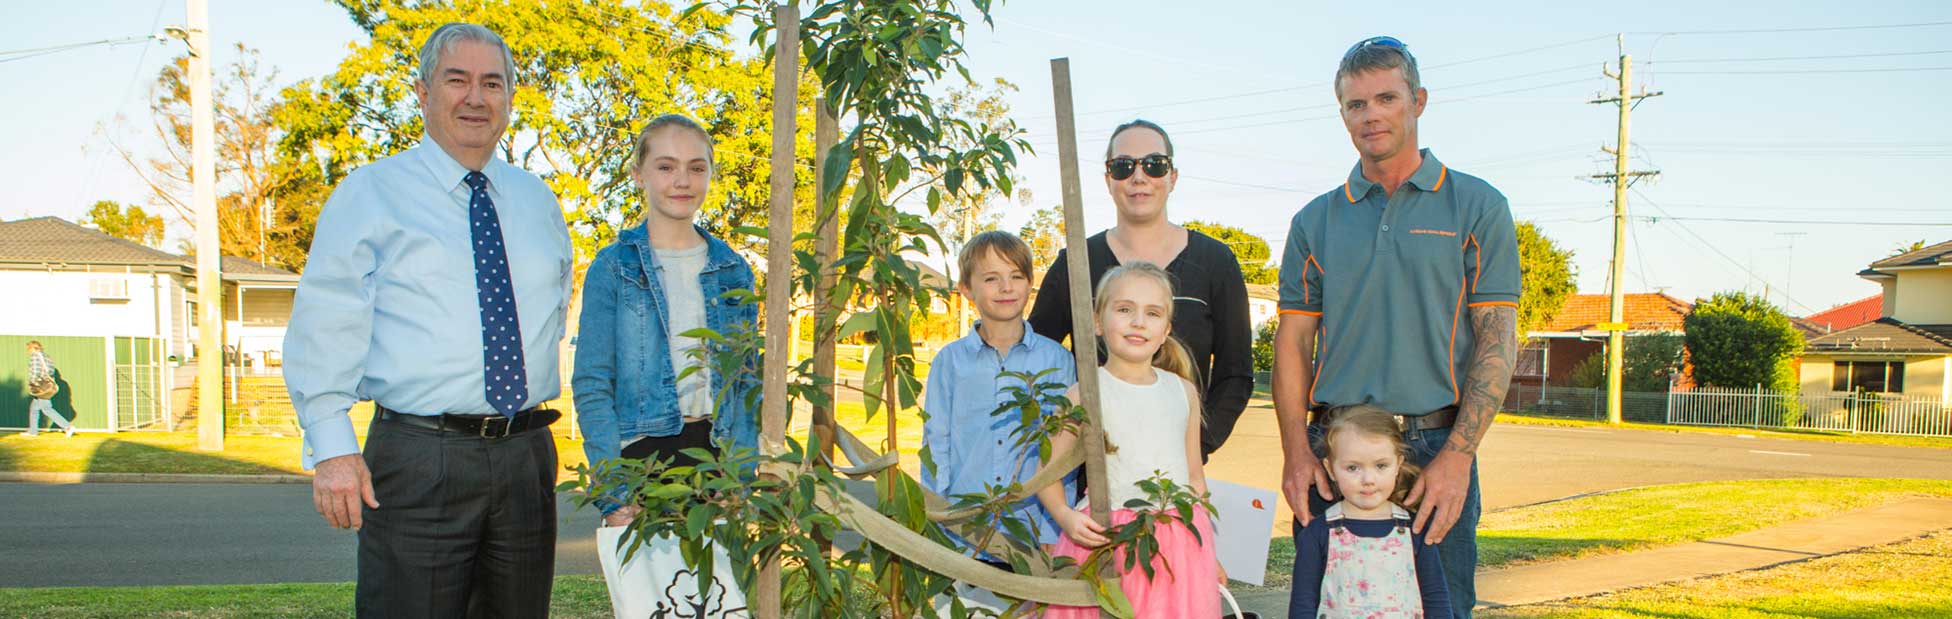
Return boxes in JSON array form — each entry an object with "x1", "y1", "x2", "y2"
[
  {"x1": 1832, "y1": 360, "x2": 1905, "y2": 393},
  {"x1": 1516, "y1": 343, "x2": 1546, "y2": 378}
]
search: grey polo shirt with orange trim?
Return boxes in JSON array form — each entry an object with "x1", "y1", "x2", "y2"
[{"x1": 1277, "y1": 149, "x2": 1520, "y2": 416}]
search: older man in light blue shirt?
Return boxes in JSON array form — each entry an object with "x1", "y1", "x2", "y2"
[{"x1": 283, "y1": 23, "x2": 571, "y2": 617}]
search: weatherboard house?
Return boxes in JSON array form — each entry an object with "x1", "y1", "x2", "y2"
[
  {"x1": 1799, "y1": 241, "x2": 1952, "y2": 403},
  {"x1": 0, "y1": 216, "x2": 298, "y2": 431}
]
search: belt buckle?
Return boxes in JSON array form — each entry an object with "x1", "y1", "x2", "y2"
[{"x1": 479, "y1": 415, "x2": 513, "y2": 439}]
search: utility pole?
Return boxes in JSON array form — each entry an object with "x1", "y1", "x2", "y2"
[
  {"x1": 1589, "y1": 35, "x2": 1660, "y2": 425},
  {"x1": 168, "y1": 0, "x2": 226, "y2": 451}
]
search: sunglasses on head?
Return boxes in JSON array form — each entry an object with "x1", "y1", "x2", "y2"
[
  {"x1": 1344, "y1": 35, "x2": 1408, "y2": 59},
  {"x1": 1105, "y1": 154, "x2": 1173, "y2": 180}
]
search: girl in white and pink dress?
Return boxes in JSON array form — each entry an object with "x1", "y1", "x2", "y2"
[
  {"x1": 1291, "y1": 404, "x2": 1450, "y2": 618},
  {"x1": 1038, "y1": 262, "x2": 1223, "y2": 618}
]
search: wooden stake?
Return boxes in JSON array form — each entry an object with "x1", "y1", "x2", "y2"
[
  {"x1": 757, "y1": 4, "x2": 799, "y2": 618},
  {"x1": 812, "y1": 99, "x2": 839, "y2": 465},
  {"x1": 1049, "y1": 58, "x2": 1112, "y2": 532}
]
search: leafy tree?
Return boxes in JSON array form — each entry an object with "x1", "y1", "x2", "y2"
[
  {"x1": 1183, "y1": 219, "x2": 1274, "y2": 285},
  {"x1": 1568, "y1": 333, "x2": 1684, "y2": 392},
  {"x1": 1018, "y1": 204, "x2": 1063, "y2": 275},
  {"x1": 1517, "y1": 221, "x2": 1576, "y2": 337},
  {"x1": 1684, "y1": 291, "x2": 1804, "y2": 391},
  {"x1": 925, "y1": 78, "x2": 1028, "y2": 267},
  {"x1": 275, "y1": 0, "x2": 818, "y2": 265},
  {"x1": 82, "y1": 200, "x2": 165, "y2": 248},
  {"x1": 114, "y1": 45, "x2": 321, "y2": 269},
  {"x1": 1252, "y1": 318, "x2": 1277, "y2": 372}
]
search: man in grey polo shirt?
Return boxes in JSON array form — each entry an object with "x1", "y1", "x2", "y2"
[{"x1": 1273, "y1": 36, "x2": 1519, "y2": 618}]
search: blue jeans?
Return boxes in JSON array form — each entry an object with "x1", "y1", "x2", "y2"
[
  {"x1": 26, "y1": 399, "x2": 73, "y2": 435},
  {"x1": 1294, "y1": 423, "x2": 1481, "y2": 619}
]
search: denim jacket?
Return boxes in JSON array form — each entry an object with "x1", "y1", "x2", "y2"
[{"x1": 573, "y1": 224, "x2": 761, "y2": 512}]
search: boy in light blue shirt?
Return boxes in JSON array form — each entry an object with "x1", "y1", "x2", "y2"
[{"x1": 922, "y1": 230, "x2": 1077, "y2": 561}]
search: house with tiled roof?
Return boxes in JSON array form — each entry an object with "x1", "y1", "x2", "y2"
[
  {"x1": 1803, "y1": 294, "x2": 1883, "y2": 334},
  {"x1": 0, "y1": 216, "x2": 298, "y2": 431},
  {"x1": 1520, "y1": 292, "x2": 1693, "y2": 387},
  {"x1": 1799, "y1": 241, "x2": 1952, "y2": 402}
]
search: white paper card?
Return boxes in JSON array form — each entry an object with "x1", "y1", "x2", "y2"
[{"x1": 1206, "y1": 478, "x2": 1278, "y2": 586}]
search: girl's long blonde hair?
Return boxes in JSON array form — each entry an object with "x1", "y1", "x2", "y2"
[{"x1": 1092, "y1": 262, "x2": 1198, "y2": 384}]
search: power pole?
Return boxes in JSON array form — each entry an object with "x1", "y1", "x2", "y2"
[
  {"x1": 1589, "y1": 35, "x2": 1660, "y2": 425},
  {"x1": 173, "y1": 0, "x2": 225, "y2": 451}
]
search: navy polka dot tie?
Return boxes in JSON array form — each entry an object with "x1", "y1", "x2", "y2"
[{"x1": 465, "y1": 171, "x2": 528, "y2": 418}]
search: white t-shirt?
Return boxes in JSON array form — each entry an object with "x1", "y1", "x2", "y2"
[{"x1": 655, "y1": 243, "x2": 713, "y2": 423}]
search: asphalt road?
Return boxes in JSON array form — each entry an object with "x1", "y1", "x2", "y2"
[{"x1": 4, "y1": 415, "x2": 1950, "y2": 588}]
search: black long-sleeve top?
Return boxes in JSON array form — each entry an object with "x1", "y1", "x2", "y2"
[{"x1": 1027, "y1": 230, "x2": 1254, "y2": 457}]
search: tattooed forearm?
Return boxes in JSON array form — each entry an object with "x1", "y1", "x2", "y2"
[{"x1": 1447, "y1": 305, "x2": 1517, "y2": 456}]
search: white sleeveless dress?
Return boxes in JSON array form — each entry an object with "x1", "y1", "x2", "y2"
[
  {"x1": 1045, "y1": 366, "x2": 1219, "y2": 619},
  {"x1": 1096, "y1": 366, "x2": 1194, "y2": 509}
]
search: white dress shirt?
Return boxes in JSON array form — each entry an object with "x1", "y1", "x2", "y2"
[{"x1": 285, "y1": 139, "x2": 572, "y2": 469}]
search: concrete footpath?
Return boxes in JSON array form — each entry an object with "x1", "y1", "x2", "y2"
[{"x1": 1233, "y1": 497, "x2": 1952, "y2": 617}]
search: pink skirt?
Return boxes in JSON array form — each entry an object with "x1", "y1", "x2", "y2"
[{"x1": 1043, "y1": 504, "x2": 1220, "y2": 619}]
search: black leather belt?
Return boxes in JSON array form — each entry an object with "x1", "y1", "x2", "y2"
[
  {"x1": 376, "y1": 406, "x2": 560, "y2": 439},
  {"x1": 1401, "y1": 405, "x2": 1457, "y2": 432},
  {"x1": 1311, "y1": 405, "x2": 1458, "y2": 431}
]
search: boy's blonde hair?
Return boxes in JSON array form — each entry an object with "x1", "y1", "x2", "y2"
[
  {"x1": 1092, "y1": 262, "x2": 1197, "y2": 384},
  {"x1": 957, "y1": 230, "x2": 1035, "y2": 289},
  {"x1": 1319, "y1": 404, "x2": 1421, "y2": 504}
]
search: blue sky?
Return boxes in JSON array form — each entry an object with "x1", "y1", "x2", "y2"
[{"x1": 4, "y1": 1, "x2": 1949, "y2": 315}]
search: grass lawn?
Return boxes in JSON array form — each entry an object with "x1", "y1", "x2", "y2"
[
  {"x1": 1497, "y1": 412, "x2": 1952, "y2": 450},
  {"x1": 1261, "y1": 477, "x2": 1952, "y2": 585},
  {"x1": 1480, "y1": 529, "x2": 1952, "y2": 618},
  {"x1": 0, "y1": 575, "x2": 617, "y2": 619}
]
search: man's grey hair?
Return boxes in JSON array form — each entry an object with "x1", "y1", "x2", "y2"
[
  {"x1": 1335, "y1": 43, "x2": 1420, "y2": 101},
  {"x1": 417, "y1": 23, "x2": 517, "y2": 86}
]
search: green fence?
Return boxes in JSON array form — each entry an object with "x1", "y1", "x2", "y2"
[{"x1": 0, "y1": 335, "x2": 164, "y2": 432}]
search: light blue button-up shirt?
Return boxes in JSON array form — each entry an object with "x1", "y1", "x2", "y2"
[
  {"x1": 286, "y1": 140, "x2": 572, "y2": 469},
  {"x1": 921, "y1": 321, "x2": 1077, "y2": 547}
]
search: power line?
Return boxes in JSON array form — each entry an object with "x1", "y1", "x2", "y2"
[
  {"x1": 1652, "y1": 49, "x2": 1952, "y2": 64},
  {"x1": 1030, "y1": 33, "x2": 1620, "y2": 119},
  {"x1": 1639, "y1": 215, "x2": 1952, "y2": 226},
  {"x1": 1630, "y1": 20, "x2": 1952, "y2": 36},
  {"x1": 1658, "y1": 66, "x2": 1952, "y2": 75},
  {"x1": 0, "y1": 34, "x2": 158, "y2": 61},
  {"x1": 1632, "y1": 187, "x2": 1818, "y2": 314}
]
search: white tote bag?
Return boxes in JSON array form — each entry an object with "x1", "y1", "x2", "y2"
[{"x1": 596, "y1": 526, "x2": 750, "y2": 619}]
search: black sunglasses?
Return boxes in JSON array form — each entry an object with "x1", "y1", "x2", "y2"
[
  {"x1": 1105, "y1": 154, "x2": 1173, "y2": 180},
  {"x1": 1344, "y1": 35, "x2": 1409, "y2": 59}
]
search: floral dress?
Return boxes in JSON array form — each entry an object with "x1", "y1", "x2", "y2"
[{"x1": 1318, "y1": 502, "x2": 1422, "y2": 619}]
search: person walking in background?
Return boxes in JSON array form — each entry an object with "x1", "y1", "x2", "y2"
[
  {"x1": 23, "y1": 341, "x2": 75, "y2": 438},
  {"x1": 284, "y1": 22, "x2": 574, "y2": 617}
]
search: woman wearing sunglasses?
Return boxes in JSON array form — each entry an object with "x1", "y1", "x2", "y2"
[{"x1": 1028, "y1": 119, "x2": 1255, "y2": 463}]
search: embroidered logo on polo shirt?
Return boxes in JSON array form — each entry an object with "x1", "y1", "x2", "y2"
[{"x1": 1409, "y1": 229, "x2": 1458, "y2": 237}]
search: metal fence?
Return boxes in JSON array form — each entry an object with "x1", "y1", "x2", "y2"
[
  {"x1": 1502, "y1": 384, "x2": 1668, "y2": 423},
  {"x1": 1667, "y1": 386, "x2": 1952, "y2": 438},
  {"x1": 1500, "y1": 383, "x2": 1952, "y2": 438}
]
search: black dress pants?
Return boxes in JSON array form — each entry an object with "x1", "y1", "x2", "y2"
[{"x1": 355, "y1": 414, "x2": 559, "y2": 618}]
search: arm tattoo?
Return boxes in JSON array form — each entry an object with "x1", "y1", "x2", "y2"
[{"x1": 1447, "y1": 305, "x2": 1517, "y2": 456}]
